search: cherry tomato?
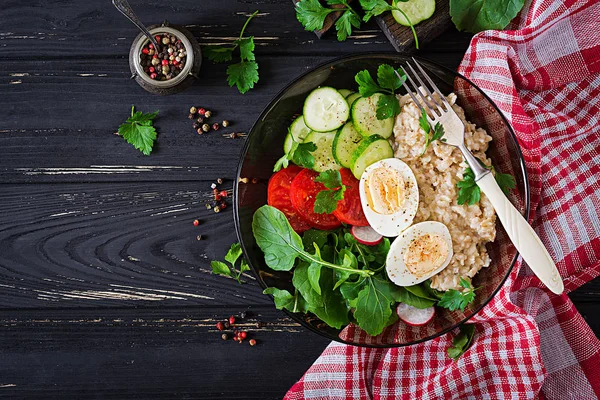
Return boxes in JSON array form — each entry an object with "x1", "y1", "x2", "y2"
[
  {"x1": 267, "y1": 166, "x2": 311, "y2": 233},
  {"x1": 333, "y1": 168, "x2": 369, "y2": 226},
  {"x1": 290, "y1": 169, "x2": 342, "y2": 230}
]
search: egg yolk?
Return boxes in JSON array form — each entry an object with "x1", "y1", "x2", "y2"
[
  {"x1": 403, "y1": 233, "x2": 449, "y2": 277},
  {"x1": 365, "y1": 167, "x2": 406, "y2": 215}
]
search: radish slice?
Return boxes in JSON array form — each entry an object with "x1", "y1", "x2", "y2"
[
  {"x1": 396, "y1": 303, "x2": 435, "y2": 326},
  {"x1": 351, "y1": 225, "x2": 383, "y2": 245}
]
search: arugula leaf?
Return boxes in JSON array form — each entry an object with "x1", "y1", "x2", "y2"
[
  {"x1": 335, "y1": 9, "x2": 361, "y2": 41},
  {"x1": 252, "y1": 206, "x2": 374, "y2": 276},
  {"x1": 117, "y1": 105, "x2": 158, "y2": 156},
  {"x1": 314, "y1": 169, "x2": 346, "y2": 214},
  {"x1": 307, "y1": 260, "x2": 322, "y2": 295},
  {"x1": 203, "y1": 11, "x2": 260, "y2": 93},
  {"x1": 295, "y1": 0, "x2": 336, "y2": 31},
  {"x1": 333, "y1": 249, "x2": 359, "y2": 289},
  {"x1": 495, "y1": 170, "x2": 516, "y2": 195},
  {"x1": 355, "y1": 70, "x2": 380, "y2": 97},
  {"x1": 395, "y1": 286, "x2": 437, "y2": 309},
  {"x1": 263, "y1": 287, "x2": 307, "y2": 313},
  {"x1": 376, "y1": 93, "x2": 401, "y2": 120},
  {"x1": 447, "y1": 324, "x2": 476, "y2": 359},
  {"x1": 302, "y1": 229, "x2": 330, "y2": 253},
  {"x1": 210, "y1": 242, "x2": 249, "y2": 284},
  {"x1": 450, "y1": 0, "x2": 525, "y2": 33},
  {"x1": 340, "y1": 279, "x2": 364, "y2": 308},
  {"x1": 438, "y1": 278, "x2": 477, "y2": 311},
  {"x1": 354, "y1": 274, "x2": 400, "y2": 336},
  {"x1": 456, "y1": 167, "x2": 481, "y2": 205}
]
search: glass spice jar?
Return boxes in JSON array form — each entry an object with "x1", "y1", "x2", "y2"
[{"x1": 129, "y1": 22, "x2": 201, "y2": 95}]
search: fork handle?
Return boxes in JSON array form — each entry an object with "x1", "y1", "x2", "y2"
[{"x1": 477, "y1": 174, "x2": 564, "y2": 294}]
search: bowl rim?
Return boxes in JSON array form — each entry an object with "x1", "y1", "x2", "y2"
[{"x1": 233, "y1": 52, "x2": 531, "y2": 348}]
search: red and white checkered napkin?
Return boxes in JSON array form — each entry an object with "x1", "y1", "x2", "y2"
[{"x1": 285, "y1": 0, "x2": 600, "y2": 398}]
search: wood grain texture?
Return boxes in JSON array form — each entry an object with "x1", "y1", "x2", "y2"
[{"x1": 376, "y1": 0, "x2": 454, "y2": 52}]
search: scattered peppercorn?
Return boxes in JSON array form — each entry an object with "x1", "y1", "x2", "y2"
[
  {"x1": 202, "y1": 124, "x2": 210, "y2": 132},
  {"x1": 193, "y1": 122, "x2": 200, "y2": 130},
  {"x1": 239, "y1": 331, "x2": 247, "y2": 340},
  {"x1": 197, "y1": 128, "x2": 204, "y2": 135},
  {"x1": 196, "y1": 116, "x2": 204, "y2": 124},
  {"x1": 196, "y1": 235, "x2": 203, "y2": 241},
  {"x1": 204, "y1": 110, "x2": 212, "y2": 118},
  {"x1": 222, "y1": 120, "x2": 230, "y2": 127},
  {"x1": 198, "y1": 108, "x2": 206, "y2": 116},
  {"x1": 213, "y1": 206, "x2": 221, "y2": 213},
  {"x1": 229, "y1": 316, "x2": 236, "y2": 325},
  {"x1": 205, "y1": 203, "x2": 212, "y2": 210},
  {"x1": 221, "y1": 333, "x2": 228, "y2": 340},
  {"x1": 212, "y1": 123, "x2": 220, "y2": 131},
  {"x1": 249, "y1": 339, "x2": 257, "y2": 346},
  {"x1": 188, "y1": 113, "x2": 195, "y2": 119},
  {"x1": 217, "y1": 178, "x2": 223, "y2": 185},
  {"x1": 190, "y1": 106, "x2": 198, "y2": 114},
  {"x1": 219, "y1": 190, "x2": 228, "y2": 198},
  {"x1": 219, "y1": 202, "x2": 227, "y2": 210},
  {"x1": 193, "y1": 219, "x2": 200, "y2": 227},
  {"x1": 216, "y1": 322, "x2": 224, "y2": 331}
]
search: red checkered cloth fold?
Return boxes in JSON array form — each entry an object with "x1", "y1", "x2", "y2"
[{"x1": 285, "y1": 0, "x2": 600, "y2": 398}]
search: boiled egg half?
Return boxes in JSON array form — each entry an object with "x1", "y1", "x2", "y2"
[
  {"x1": 386, "y1": 221, "x2": 453, "y2": 286},
  {"x1": 359, "y1": 158, "x2": 419, "y2": 237}
]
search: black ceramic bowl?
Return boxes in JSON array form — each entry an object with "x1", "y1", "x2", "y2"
[{"x1": 234, "y1": 53, "x2": 530, "y2": 347}]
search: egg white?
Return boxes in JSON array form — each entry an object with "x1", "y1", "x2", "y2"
[
  {"x1": 358, "y1": 158, "x2": 419, "y2": 237},
  {"x1": 386, "y1": 221, "x2": 453, "y2": 286}
]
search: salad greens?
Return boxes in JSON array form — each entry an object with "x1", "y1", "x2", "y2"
[
  {"x1": 314, "y1": 169, "x2": 346, "y2": 214},
  {"x1": 450, "y1": 0, "x2": 524, "y2": 33},
  {"x1": 456, "y1": 161, "x2": 516, "y2": 206},
  {"x1": 254, "y1": 205, "x2": 478, "y2": 336},
  {"x1": 210, "y1": 242, "x2": 251, "y2": 284},
  {"x1": 274, "y1": 137, "x2": 317, "y2": 172},
  {"x1": 447, "y1": 323, "x2": 476, "y2": 359},
  {"x1": 355, "y1": 65, "x2": 406, "y2": 120}
]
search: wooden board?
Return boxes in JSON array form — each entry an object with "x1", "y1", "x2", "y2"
[{"x1": 376, "y1": 0, "x2": 454, "y2": 52}]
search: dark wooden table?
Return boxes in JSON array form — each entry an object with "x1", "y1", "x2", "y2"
[{"x1": 0, "y1": 1, "x2": 598, "y2": 399}]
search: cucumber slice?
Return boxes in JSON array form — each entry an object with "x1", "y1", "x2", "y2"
[
  {"x1": 338, "y1": 89, "x2": 354, "y2": 98},
  {"x1": 303, "y1": 87, "x2": 350, "y2": 132},
  {"x1": 392, "y1": 0, "x2": 435, "y2": 26},
  {"x1": 304, "y1": 130, "x2": 341, "y2": 172},
  {"x1": 351, "y1": 135, "x2": 394, "y2": 179},
  {"x1": 346, "y1": 93, "x2": 361, "y2": 108},
  {"x1": 352, "y1": 93, "x2": 395, "y2": 139},
  {"x1": 283, "y1": 131, "x2": 294, "y2": 154},
  {"x1": 289, "y1": 115, "x2": 312, "y2": 143},
  {"x1": 333, "y1": 122, "x2": 363, "y2": 168}
]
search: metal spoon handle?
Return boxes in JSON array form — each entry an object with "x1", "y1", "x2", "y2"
[{"x1": 112, "y1": 0, "x2": 160, "y2": 50}]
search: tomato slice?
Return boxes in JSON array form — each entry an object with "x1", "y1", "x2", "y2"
[
  {"x1": 267, "y1": 166, "x2": 311, "y2": 233},
  {"x1": 333, "y1": 168, "x2": 369, "y2": 226},
  {"x1": 290, "y1": 169, "x2": 342, "y2": 230}
]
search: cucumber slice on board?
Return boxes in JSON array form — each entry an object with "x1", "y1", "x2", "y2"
[
  {"x1": 283, "y1": 131, "x2": 294, "y2": 154},
  {"x1": 333, "y1": 122, "x2": 363, "y2": 168},
  {"x1": 304, "y1": 130, "x2": 341, "y2": 172},
  {"x1": 303, "y1": 87, "x2": 350, "y2": 132},
  {"x1": 289, "y1": 115, "x2": 312, "y2": 143},
  {"x1": 338, "y1": 89, "x2": 354, "y2": 98},
  {"x1": 352, "y1": 93, "x2": 395, "y2": 139},
  {"x1": 392, "y1": 0, "x2": 435, "y2": 27},
  {"x1": 346, "y1": 93, "x2": 361, "y2": 108},
  {"x1": 351, "y1": 135, "x2": 394, "y2": 179}
]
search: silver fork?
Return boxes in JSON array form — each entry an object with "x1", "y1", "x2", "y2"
[{"x1": 396, "y1": 59, "x2": 564, "y2": 294}]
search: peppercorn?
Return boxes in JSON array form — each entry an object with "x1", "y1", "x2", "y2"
[
  {"x1": 202, "y1": 124, "x2": 210, "y2": 132},
  {"x1": 150, "y1": 73, "x2": 157, "y2": 79},
  {"x1": 198, "y1": 108, "x2": 206, "y2": 116},
  {"x1": 204, "y1": 110, "x2": 212, "y2": 118},
  {"x1": 188, "y1": 113, "x2": 195, "y2": 120},
  {"x1": 214, "y1": 193, "x2": 221, "y2": 201},
  {"x1": 213, "y1": 206, "x2": 220, "y2": 213},
  {"x1": 196, "y1": 235, "x2": 202, "y2": 241},
  {"x1": 193, "y1": 219, "x2": 200, "y2": 227},
  {"x1": 224, "y1": 321, "x2": 230, "y2": 329},
  {"x1": 205, "y1": 203, "x2": 212, "y2": 210},
  {"x1": 239, "y1": 331, "x2": 247, "y2": 340},
  {"x1": 216, "y1": 322, "x2": 224, "y2": 331},
  {"x1": 249, "y1": 339, "x2": 257, "y2": 346},
  {"x1": 221, "y1": 333, "x2": 228, "y2": 341},
  {"x1": 196, "y1": 116, "x2": 204, "y2": 124},
  {"x1": 222, "y1": 120, "x2": 230, "y2": 127},
  {"x1": 190, "y1": 106, "x2": 198, "y2": 114},
  {"x1": 197, "y1": 128, "x2": 204, "y2": 135},
  {"x1": 229, "y1": 316, "x2": 236, "y2": 325},
  {"x1": 219, "y1": 202, "x2": 227, "y2": 210},
  {"x1": 217, "y1": 178, "x2": 223, "y2": 185},
  {"x1": 219, "y1": 190, "x2": 228, "y2": 198},
  {"x1": 212, "y1": 188, "x2": 219, "y2": 195},
  {"x1": 212, "y1": 123, "x2": 220, "y2": 131},
  {"x1": 193, "y1": 122, "x2": 200, "y2": 130}
]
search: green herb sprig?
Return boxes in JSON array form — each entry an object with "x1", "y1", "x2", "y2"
[
  {"x1": 117, "y1": 105, "x2": 159, "y2": 156},
  {"x1": 273, "y1": 136, "x2": 317, "y2": 172},
  {"x1": 210, "y1": 243, "x2": 251, "y2": 284},
  {"x1": 203, "y1": 11, "x2": 260, "y2": 94},
  {"x1": 314, "y1": 169, "x2": 346, "y2": 214},
  {"x1": 447, "y1": 323, "x2": 475, "y2": 359},
  {"x1": 360, "y1": 0, "x2": 420, "y2": 49},
  {"x1": 437, "y1": 277, "x2": 477, "y2": 311},
  {"x1": 456, "y1": 161, "x2": 517, "y2": 206},
  {"x1": 355, "y1": 64, "x2": 406, "y2": 120},
  {"x1": 295, "y1": 0, "x2": 361, "y2": 41},
  {"x1": 419, "y1": 109, "x2": 446, "y2": 155}
]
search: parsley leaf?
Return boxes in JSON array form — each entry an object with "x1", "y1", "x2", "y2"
[
  {"x1": 495, "y1": 170, "x2": 516, "y2": 195},
  {"x1": 447, "y1": 324, "x2": 475, "y2": 359},
  {"x1": 359, "y1": 0, "x2": 420, "y2": 48},
  {"x1": 376, "y1": 93, "x2": 401, "y2": 120},
  {"x1": 438, "y1": 278, "x2": 477, "y2": 311},
  {"x1": 355, "y1": 70, "x2": 381, "y2": 97},
  {"x1": 203, "y1": 11, "x2": 260, "y2": 94},
  {"x1": 354, "y1": 66, "x2": 405, "y2": 120},
  {"x1": 419, "y1": 109, "x2": 430, "y2": 133},
  {"x1": 377, "y1": 64, "x2": 404, "y2": 91},
  {"x1": 335, "y1": 8, "x2": 361, "y2": 41},
  {"x1": 210, "y1": 242, "x2": 249, "y2": 284},
  {"x1": 117, "y1": 105, "x2": 158, "y2": 156},
  {"x1": 226, "y1": 60, "x2": 259, "y2": 94},
  {"x1": 273, "y1": 139, "x2": 316, "y2": 172},
  {"x1": 419, "y1": 111, "x2": 446, "y2": 155},
  {"x1": 296, "y1": 0, "x2": 361, "y2": 41},
  {"x1": 456, "y1": 161, "x2": 516, "y2": 205},
  {"x1": 314, "y1": 169, "x2": 346, "y2": 214}
]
